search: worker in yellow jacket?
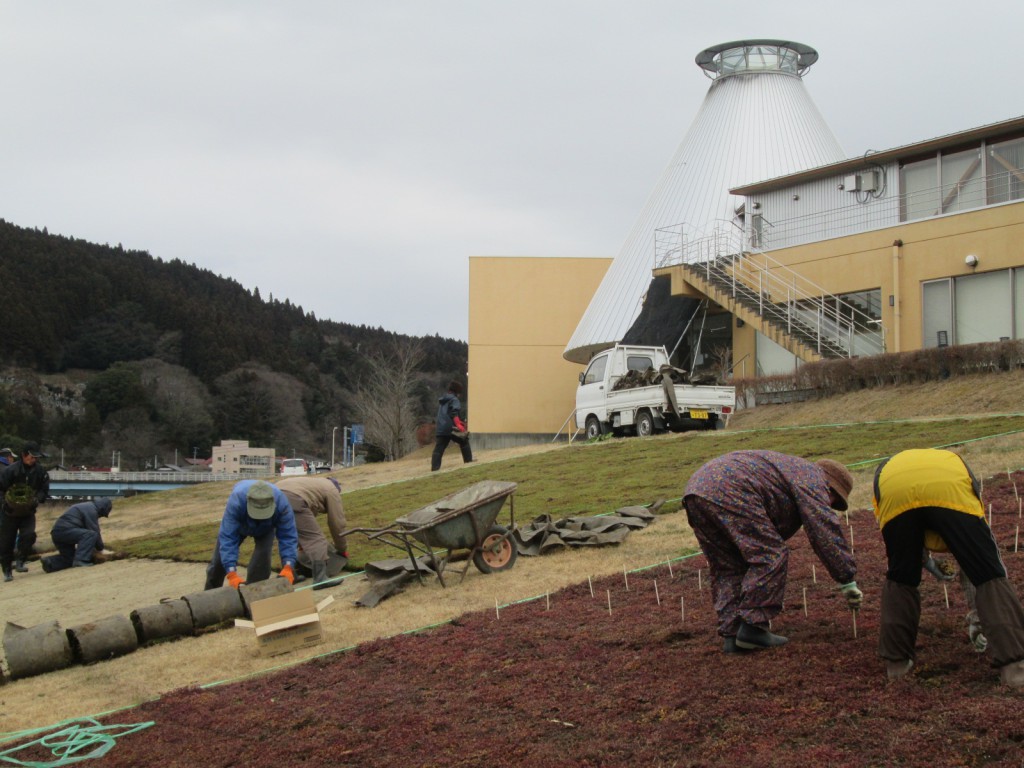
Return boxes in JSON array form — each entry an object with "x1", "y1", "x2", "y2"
[{"x1": 873, "y1": 448, "x2": 1024, "y2": 686}]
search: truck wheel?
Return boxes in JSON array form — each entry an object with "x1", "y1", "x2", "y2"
[
  {"x1": 585, "y1": 416, "x2": 603, "y2": 440},
  {"x1": 636, "y1": 411, "x2": 655, "y2": 437}
]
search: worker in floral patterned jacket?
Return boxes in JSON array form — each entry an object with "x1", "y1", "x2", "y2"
[
  {"x1": 276, "y1": 475, "x2": 348, "y2": 590},
  {"x1": 683, "y1": 450, "x2": 861, "y2": 654},
  {"x1": 0, "y1": 442, "x2": 51, "y2": 582},
  {"x1": 203, "y1": 480, "x2": 299, "y2": 591},
  {"x1": 872, "y1": 448, "x2": 1024, "y2": 686}
]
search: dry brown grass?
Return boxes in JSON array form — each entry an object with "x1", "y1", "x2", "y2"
[{"x1": 3, "y1": 372, "x2": 1024, "y2": 737}]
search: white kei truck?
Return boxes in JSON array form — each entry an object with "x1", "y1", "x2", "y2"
[{"x1": 575, "y1": 344, "x2": 736, "y2": 439}]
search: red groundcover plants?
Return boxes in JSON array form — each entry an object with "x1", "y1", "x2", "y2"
[{"x1": 27, "y1": 474, "x2": 1024, "y2": 766}]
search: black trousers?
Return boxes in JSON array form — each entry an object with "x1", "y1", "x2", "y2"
[
  {"x1": 204, "y1": 529, "x2": 275, "y2": 590},
  {"x1": 880, "y1": 507, "x2": 1024, "y2": 666},
  {"x1": 431, "y1": 435, "x2": 472, "y2": 471},
  {"x1": 0, "y1": 511, "x2": 37, "y2": 572},
  {"x1": 882, "y1": 506, "x2": 1005, "y2": 587}
]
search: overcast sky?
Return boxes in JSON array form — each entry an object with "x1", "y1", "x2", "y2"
[{"x1": 2, "y1": 2, "x2": 1020, "y2": 341}]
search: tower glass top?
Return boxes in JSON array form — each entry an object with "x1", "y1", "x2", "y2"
[{"x1": 695, "y1": 40, "x2": 818, "y2": 79}]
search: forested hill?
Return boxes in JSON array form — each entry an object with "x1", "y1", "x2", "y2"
[
  {"x1": 0, "y1": 218, "x2": 466, "y2": 466},
  {"x1": 0, "y1": 219, "x2": 464, "y2": 381}
]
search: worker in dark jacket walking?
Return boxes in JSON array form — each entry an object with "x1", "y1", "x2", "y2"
[
  {"x1": 431, "y1": 381, "x2": 473, "y2": 471},
  {"x1": 0, "y1": 442, "x2": 50, "y2": 582},
  {"x1": 684, "y1": 450, "x2": 861, "y2": 653},
  {"x1": 42, "y1": 498, "x2": 114, "y2": 572}
]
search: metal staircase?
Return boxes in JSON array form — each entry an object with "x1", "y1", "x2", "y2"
[{"x1": 655, "y1": 225, "x2": 885, "y2": 362}]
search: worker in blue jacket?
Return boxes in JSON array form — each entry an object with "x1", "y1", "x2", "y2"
[
  {"x1": 42, "y1": 497, "x2": 113, "y2": 571},
  {"x1": 203, "y1": 480, "x2": 299, "y2": 590}
]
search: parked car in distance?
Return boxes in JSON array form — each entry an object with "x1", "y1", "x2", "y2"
[{"x1": 280, "y1": 458, "x2": 309, "y2": 476}]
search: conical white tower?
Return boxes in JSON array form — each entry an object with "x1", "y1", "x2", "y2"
[{"x1": 564, "y1": 40, "x2": 846, "y2": 364}]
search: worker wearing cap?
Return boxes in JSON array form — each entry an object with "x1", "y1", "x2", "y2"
[
  {"x1": 42, "y1": 498, "x2": 113, "y2": 571},
  {"x1": 0, "y1": 442, "x2": 50, "y2": 582},
  {"x1": 0, "y1": 447, "x2": 14, "y2": 467},
  {"x1": 276, "y1": 475, "x2": 348, "y2": 590},
  {"x1": 683, "y1": 450, "x2": 861, "y2": 653},
  {"x1": 873, "y1": 448, "x2": 1024, "y2": 686},
  {"x1": 203, "y1": 479, "x2": 299, "y2": 590}
]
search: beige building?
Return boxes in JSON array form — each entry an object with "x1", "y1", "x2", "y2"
[
  {"x1": 468, "y1": 256, "x2": 609, "y2": 450},
  {"x1": 468, "y1": 116, "x2": 1024, "y2": 445},
  {"x1": 211, "y1": 439, "x2": 276, "y2": 476}
]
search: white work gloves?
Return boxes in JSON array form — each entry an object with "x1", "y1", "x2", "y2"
[{"x1": 839, "y1": 581, "x2": 863, "y2": 610}]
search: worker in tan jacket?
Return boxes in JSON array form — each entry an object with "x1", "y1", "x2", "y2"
[{"x1": 276, "y1": 475, "x2": 347, "y2": 589}]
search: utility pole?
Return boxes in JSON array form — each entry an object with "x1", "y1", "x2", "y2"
[{"x1": 331, "y1": 426, "x2": 339, "y2": 468}]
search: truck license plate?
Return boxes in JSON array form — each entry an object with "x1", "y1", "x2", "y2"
[{"x1": 689, "y1": 410, "x2": 708, "y2": 419}]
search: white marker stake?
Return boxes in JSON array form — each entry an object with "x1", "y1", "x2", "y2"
[
  {"x1": 623, "y1": 566, "x2": 629, "y2": 592},
  {"x1": 588, "y1": 576, "x2": 594, "y2": 598},
  {"x1": 943, "y1": 583, "x2": 950, "y2": 609},
  {"x1": 495, "y1": 597, "x2": 500, "y2": 620},
  {"x1": 845, "y1": 508, "x2": 849, "y2": 526},
  {"x1": 680, "y1": 595, "x2": 685, "y2": 625},
  {"x1": 852, "y1": 610, "x2": 858, "y2": 639},
  {"x1": 668, "y1": 561, "x2": 674, "y2": 579},
  {"x1": 803, "y1": 587, "x2": 808, "y2": 617},
  {"x1": 812, "y1": 564, "x2": 817, "y2": 583},
  {"x1": 698, "y1": 569, "x2": 702, "y2": 591},
  {"x1": 607, "y1": 589, "x2": 612, "y2": 615},
  {"x1": 1015, "y1": 525, "x2": 1020, "y2": 553},
  {"x1": 849, "y1": 525, "x2": 855, "y2": 554},
  {"x1": 1019, "y1": 498, "x2": 1022, "y2": 519},
  {"x1": 1014, "y1": 478, "x2": 1019, "y2": 502},
  {"x1": 989, "y1": 503, "x2": 993, "y2": 526},
  {"x1": 546, "y1": 592, "x2": 550, "y2": 611},
  {"x1": 654, "y1": 579, "x2": 661, "y2": 606}
]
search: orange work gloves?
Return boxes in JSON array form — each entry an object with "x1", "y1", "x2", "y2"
[
  {"x1": 226, "y1": 571, "x2": 244, "y2": 589},
  {"x1": 279, "y1": 564, "x2": 295, "y2": 584}
]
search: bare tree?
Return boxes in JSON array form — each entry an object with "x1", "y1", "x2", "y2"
[{"x1": 351, "y1": 338, "x2": 425, "y2": 461}]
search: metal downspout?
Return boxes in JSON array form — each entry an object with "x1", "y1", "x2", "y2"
[{"x1": 892, "y1": 239, "x2": 903, "y2": 353}]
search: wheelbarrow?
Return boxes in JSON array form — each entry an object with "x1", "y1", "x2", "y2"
[{"x1": 346, "y1": 480, "x2": 518, "y2": 587}]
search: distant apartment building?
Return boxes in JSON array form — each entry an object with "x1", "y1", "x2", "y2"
[{"x1": 211, "y1": 439, "x2": 275, "y2": 476}]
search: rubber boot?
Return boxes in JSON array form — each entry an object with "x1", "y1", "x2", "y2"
[
  {"x1": 3, "y1": 569, "x2": 12, "y2": 583},
  {"x1": 735, "y1": 620, "x2": 788, "y2": 650},
  {"x1": 973, "y1": 577, "x2": 1024, "y2": 668},
  {"x1": 311, "y1": 559, "x2": 332, "y2": 591},
  {"x1": 879, "y1": 580, "x2": 921, "y2": 663},
  {"x1": 13, "y1": 559, "x2": 28, "y2": 573}
]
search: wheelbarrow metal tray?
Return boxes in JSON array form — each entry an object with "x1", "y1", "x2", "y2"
[{"x1": 395, "y1": 480, "x2": 517, "y2": 550}]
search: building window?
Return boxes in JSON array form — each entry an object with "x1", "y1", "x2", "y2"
[
  {"x1": 988, "y1": 136, "x2": 1024, "y2": 205},
  {"x1": 923, "y1": 271, "x2": 1015, "y2": 346},
  {"x1": 956, "y1": 270, "x2": 1012, "y2": 344},
  {"x1": 900, "y1": 157, "x2": 939, "y2": 221},
  {"x1": 940, "y1": 147, "x2": 984, "y2": 214},
  {"x1": 922, "y1": 279, "x2": 953, "y2": 348}
]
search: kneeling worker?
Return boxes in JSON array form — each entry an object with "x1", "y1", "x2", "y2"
[
  {"x1": 873, "y1": 448, "x2": 1024, "y2": 686},
  {"x1": 204, "y1": 480, "x2": 298, "y2": 590},
  {"x1": 276, "y1": 475, "x2": 348, "y2": 589},
  {"x1": 43, "y1": 498, "x2": 113, "y2": 571}
]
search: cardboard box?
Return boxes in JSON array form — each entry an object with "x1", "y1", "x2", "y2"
[{"x1": 235, "y1": 590, "x2": 333, "y2": 657}]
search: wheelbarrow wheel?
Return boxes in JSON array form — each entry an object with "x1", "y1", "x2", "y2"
[{"x1": 472, "y1": 525, "x2": 517, "y2": 574}]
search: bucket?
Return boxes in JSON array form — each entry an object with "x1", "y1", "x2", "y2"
[
  {"x1": 3, "y1": 620, "x2": 74, "y2": 680},
  {"x1": 67, "y1": 615, "x2": 138, "y2": 664},
  {"x1": 130, "y1": 599, "x2": 194, "y2": 644},
  {"x1": 182, "y1": 586, "x2": 245, "y2": 629}
]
